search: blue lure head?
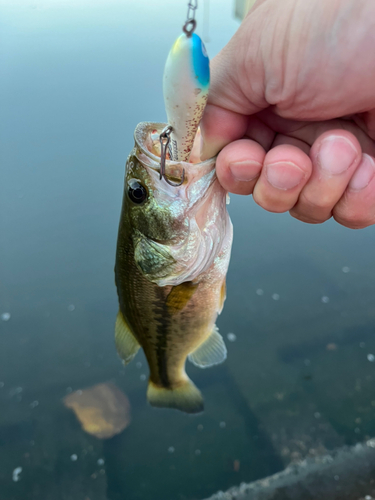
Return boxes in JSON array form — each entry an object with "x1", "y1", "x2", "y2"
[{"x1": 191, "y1": 33, "x2": 209, "y2": 88}]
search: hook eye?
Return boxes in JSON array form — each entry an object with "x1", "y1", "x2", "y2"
[{"x1": 183, "y1": 19, "x2": 196, "y2": 37}]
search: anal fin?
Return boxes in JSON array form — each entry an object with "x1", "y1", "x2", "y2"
[
  {"x1": 115, "y1": 310, "x2": 140, "y2": 365},
  {"x1": 188, "y1": 325, "x2": 227, "y2": 368}
]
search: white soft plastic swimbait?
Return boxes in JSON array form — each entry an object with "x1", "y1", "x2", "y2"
[{"x1": 163, "y1": 32, "x2": 210, "y2": 162}]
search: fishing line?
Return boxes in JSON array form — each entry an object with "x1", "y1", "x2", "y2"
[{"x1": 183, "y1": 0, "x2": 198, "y2": 36}]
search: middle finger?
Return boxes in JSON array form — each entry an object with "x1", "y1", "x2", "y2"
[{"x1": 252, "y1": 143, "x2": 312, "y2": 213}]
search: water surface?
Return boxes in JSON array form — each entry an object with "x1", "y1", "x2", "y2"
[{"x1": 2, "y1": 2, "x2": 375, "y2": 499}]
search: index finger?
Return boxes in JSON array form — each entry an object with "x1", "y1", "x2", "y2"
[{"x1": 200, "y1": 104, "x2": 248, "y2": 160}]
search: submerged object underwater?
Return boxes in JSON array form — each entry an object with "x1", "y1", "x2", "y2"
[
  {"x1": 204, "y1": 439, "x2": 375, "y2": 500},
  {"x1": 114, "y1": 122, "x2": 233, "y2": 413}
]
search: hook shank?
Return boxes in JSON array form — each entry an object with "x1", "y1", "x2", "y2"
[{"x1": 159, "y1": 126, "x2": 185, "y2": 187}]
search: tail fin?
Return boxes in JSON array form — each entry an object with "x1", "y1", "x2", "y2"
[{"x1": 147, "y1": 378, "x2": 204, "y2": 414}]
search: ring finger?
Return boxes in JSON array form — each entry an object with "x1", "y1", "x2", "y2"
[{"x1": 290, "y1": 130, "x2": 362, "y2": 223}]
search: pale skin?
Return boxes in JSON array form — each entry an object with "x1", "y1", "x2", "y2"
[{"x1": 200, "y1": 0, "x2": 375, "y2": 229}]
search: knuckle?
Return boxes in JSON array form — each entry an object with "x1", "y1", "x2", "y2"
[
  {"x1": 289, "y1": 208, "x2": 328, "y2": 224},
  {"x1": 332, "y1": 187, "x2": 375, "y2": 229},
  {"x1": 333, "y1": 217, "x2": 370, "y2": 229},
  {"x1": 299, "y1": 191, "x2": 334, "y2": 212},
  {"x1": 333, "y1": 208, "x2": 375, "y2": 229},
  {"x1": 231, "y1": 179, "x2": 256, "y2": 196},
  {"x1": 253, "y1": 191, "x2": 289, "y2": 213}
]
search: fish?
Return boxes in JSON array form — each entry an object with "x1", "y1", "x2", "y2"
[
  {"x1": 114, "y1": 121, "x2": 233, "y2": 413},
  {"x1": 163, "y1": 32, "x2": 210, "y2": 162}
]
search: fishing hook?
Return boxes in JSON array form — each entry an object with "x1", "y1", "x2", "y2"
[
  {"x1": 183, "y1": 0, "x2": 198, "y2": 36},
  {"x1": 159, "y1": 126, "x2": 185, "y2": 187}
]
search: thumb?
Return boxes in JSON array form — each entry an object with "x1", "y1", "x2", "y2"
[
  {"x1": 200, "y1": 104, "x2": 249, "y2": 160},
  {"x1": 200, "y1": 18, "x2": 267, "y2": 160}
]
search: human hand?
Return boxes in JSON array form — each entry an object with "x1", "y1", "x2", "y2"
[{"x1": 201, "y1": 0, "x2": 375, "y2": 228}]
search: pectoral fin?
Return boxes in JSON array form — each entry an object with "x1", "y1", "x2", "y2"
[
  {"x1": 218, "y1": 279, "x2": 226, "y2": 314},
  {"x1": 115, "y1": 310, "x2": 140, "y2": 365},
  {"x1": 166, "y1": 281, "x2": 198, "y2": 314},
  {"x1": 188, "y1": 325, "x2": 227, "y2": 368}
]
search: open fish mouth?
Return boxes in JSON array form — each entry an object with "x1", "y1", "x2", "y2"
[{"x1": 134, "y1": 122, "x2": 217, "y2": 187}]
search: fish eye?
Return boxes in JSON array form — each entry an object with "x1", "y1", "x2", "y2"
[{"x1": 127, "y1": 178, "x2": 148, "y2": 204}]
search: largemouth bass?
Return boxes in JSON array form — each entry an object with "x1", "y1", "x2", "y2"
[{"x1": 115, "y1": 122, "x2": 233, "y2": 413}]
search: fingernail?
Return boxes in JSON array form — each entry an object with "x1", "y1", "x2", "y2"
[
  {"x1": 318, "y1": 136, "x2": 357, "y2": 175},
  {"x1": 229, "y1": 161, "x2": 262, "y2": 182},
  {"x1": 265, "y1": 161, "x2": 305, "y2": 190},
  {"x1": 348, "y1": 154, "x2": 375, "y2": 191}
]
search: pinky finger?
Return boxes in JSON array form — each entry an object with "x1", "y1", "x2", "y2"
[{"x1": 333, "y1": 154, "x2": 375, "y2": 229}]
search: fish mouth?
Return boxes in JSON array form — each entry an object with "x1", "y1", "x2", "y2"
[{"x1": 134, "y1": 122, "x2": 217, "y2": 179}]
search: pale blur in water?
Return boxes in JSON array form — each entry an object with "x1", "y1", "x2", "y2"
[{"x1": 2, "y1": 1, "x2": 375, "y2": 499}]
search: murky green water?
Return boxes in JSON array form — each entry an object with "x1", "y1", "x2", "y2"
[{"x1": 2, "y1": 2, "x2": 375, "y2": 499}]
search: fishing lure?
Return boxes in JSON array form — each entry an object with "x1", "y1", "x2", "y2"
[{"x1": 162, "y1": 1, "x2": 210, "y2": 165}]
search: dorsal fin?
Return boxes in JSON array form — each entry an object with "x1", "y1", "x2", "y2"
[
  {"x1": 115, "y1": 310, "x2": 140, "y2": 365},
  {"x1": 188, "y1": 325, "x2": 227, "y2": 368}
]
